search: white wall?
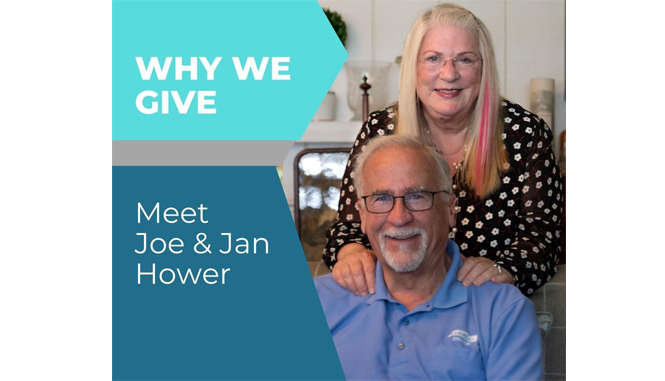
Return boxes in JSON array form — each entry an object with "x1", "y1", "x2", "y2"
[{"x1": 318, "y1": 0, "x2": 565, "y2": 150}]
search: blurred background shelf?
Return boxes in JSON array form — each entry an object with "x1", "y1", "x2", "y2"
[{"x1": 299, "y1": 121, "x2": 361, "y2": 143}]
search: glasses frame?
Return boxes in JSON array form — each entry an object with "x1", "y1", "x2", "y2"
[
  {"x1": 361, "y1": 190, "x2": 450, "y2": 214},
  {"x1": 417, "y1": 55, "x2": 483, "y2": 70}
]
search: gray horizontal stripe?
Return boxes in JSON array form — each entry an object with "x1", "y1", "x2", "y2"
[{"x1": 113, "y1": 141, "x2": 294, "y2": 166}]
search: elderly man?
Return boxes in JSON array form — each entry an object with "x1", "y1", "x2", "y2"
[{"x1": 314, "y1": 136, "x2": 543, "y2": 380}]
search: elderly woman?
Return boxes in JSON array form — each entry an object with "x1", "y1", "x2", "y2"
[{"x1": 324, "y1": 3, "x2": 562, "y2": 296}]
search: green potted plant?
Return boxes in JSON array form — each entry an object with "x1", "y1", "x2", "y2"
[{"x1": 323, "y1": 8, "x2": 346, "y2": 47}]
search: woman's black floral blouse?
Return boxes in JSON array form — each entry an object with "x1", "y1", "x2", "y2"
[{"x1": 323, "y1": 100, "x2": 563, "y2": 296}]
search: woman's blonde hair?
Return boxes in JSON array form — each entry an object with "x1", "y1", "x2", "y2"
[{"x1": 396, "y1": 3, "x2": 507, "y2": 198}]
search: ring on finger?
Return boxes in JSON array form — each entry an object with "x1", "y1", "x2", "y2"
[{"x1": 493, "y1": 263, "x2": 502, "y2": 275}]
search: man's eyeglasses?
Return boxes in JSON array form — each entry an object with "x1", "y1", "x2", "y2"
[
  {"x1": 417, "y1": 54, "x2": 482, "y2": 71},
  {"x1": 361, "y1": 190, "x2": 449, "y2": 214}
]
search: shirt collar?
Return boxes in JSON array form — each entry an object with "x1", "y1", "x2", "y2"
[{"x1": 366, "y1": 240, "x2": 467, "y2": 310}]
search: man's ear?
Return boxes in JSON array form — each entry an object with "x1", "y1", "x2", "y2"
[
  {"x1": 445, "y1": 193, "x2": 456, "y2": 227},
  {"x1": 356, "y1": 199, "x2": 367, "y2": 234}
]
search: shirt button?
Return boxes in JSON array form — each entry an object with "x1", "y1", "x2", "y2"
[
  {"x1": 402, "y1": 319, "x2": 410, "y2": 326},
  {"x1": 398, "y1": 342, "x2": 405, "y2": 350}
]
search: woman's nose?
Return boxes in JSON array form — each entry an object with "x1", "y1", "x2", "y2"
[{"x1": 439, "y1": 60, "x2": 460, "y2": 81}]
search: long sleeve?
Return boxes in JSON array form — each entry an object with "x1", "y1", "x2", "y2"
[{"x1": 494, "y1": 109, "x2": 562, "y2": 295}]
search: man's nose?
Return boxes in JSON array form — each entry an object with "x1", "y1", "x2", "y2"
[{"x1": 387, "y1": 198, "x2": 414, "y2": 226}]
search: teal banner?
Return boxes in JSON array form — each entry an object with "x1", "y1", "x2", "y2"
[
  {"x1": 112, "y1": 167, "x2": 344, "y2": 380},
  {"x1": 112, "y1": 0, "x2": 346, "y2": 141}
]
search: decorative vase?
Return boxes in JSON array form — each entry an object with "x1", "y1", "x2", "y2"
[
  {"x1": 345, "y1": 61, "x2": 392, "y2": 120},
  {"x1": 313, "y1": 91, "x2": 336, "y2": 121}
]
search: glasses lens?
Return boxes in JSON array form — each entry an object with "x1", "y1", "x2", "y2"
[
  {"x1": 366, "y1": 195, "x2": 394, "y2": 213},
  {"x1": 455, "y1": 55, "x2": 478, "y2": 68},
  {"x1": 404, "y1": 192, "x2": 434, "y2": 211}
]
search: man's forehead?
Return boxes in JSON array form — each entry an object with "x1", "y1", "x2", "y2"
[{"x1": 362, "y1": 147, "x2": 439, "y2": 193}]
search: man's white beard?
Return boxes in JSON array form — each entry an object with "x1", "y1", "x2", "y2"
[{"x1": 379, "y1": 227, "x2": 428, "y2": 273}]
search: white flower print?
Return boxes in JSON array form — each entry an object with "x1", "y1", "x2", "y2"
[
  {"x1": 498, "y1": 210, "x2": 505, "y2": 217},
  {"x1": 535, "y1": 170, "x2": 542, "y2": 178},
  {"x1": 466, "y1": 205, "x2": 475, "y2": 213},
  {"x1": 544, "y1": 208, "x2": 551, "y2": 214},
  {"x1": 485, "y1": 200, "x2": 494, "y2": 207},
  {"x1": 459, "y1": 190, "x2": 467, "y2": 197},
  {"x1": 509, "y1": 108, "x2": 515, "y2": 113},
  {"x1": 360, "y1": 132, "x2": 366, "y2": 139},
  {"x1": 552, "y1": 203, "x2": 558, "y2": 210},
  {"x1": 503, "y1": 176, "x2": 510, "y2": 184},
  {"x1": 532, "y1": 247, "x2": 540, "y2": 253},
  {"x1": 537, "y1": 141, "x2": 543, "y2": 149},
  {"x1": 355, "y1": 140, "x2": 359, "y2": 146},
  {"x1": 505, "y1": 238, "x2": 511, "y2": 245},
  {"x1": 492, "y1": 228, "x2": 500, "y2": 235},
  {"x1": 525, "y1": 127, "x2": 533, "y2": 134},
  {"x1": 499, "y1": 192, "x2": 507, "y2": 199},
  {"x1": 512, "y1": 124, "x2": 520, "y2": 131},
  {"x1": 514, "y1": 154, "x2": 522, "y2": 161},
  {"x1": 512, "y1": 187, "x2": 519, "y2": 195},
  {"x1": 350, "y1": 172, "x2": 354, "y2": 178},
  {"x1": 505, "y1": 117, "x2": 512, "y2": 123},
  {"x1": 518, "y1": 224, "x2": 525, "y2": 230},
  {"x1": 460, "y1": 243, "x2": 468, "y2": 250},
  {"x1": 387, "y1": 124, "x2": 394, "y2": 130},
  {"x1": 479, "y1": 249, "x2": 487, "y2": 256},
  {"x1": 522, "y1": 185, "x2": 530, "y2": 193},
  {"x1": 475, "y1": 221, "x2": 483, "y2": 229},
  {"x1": 544, "y1": 159, "x2": 550, "y2": 167},
  {"x1": 518, "y1": 174, "x2": 524, "y2": 182},
  {"x1": 371, "y1": 119, "x2": 378, "y2": 125},
  {"x1": 346, "y1": 214, "x2": 353, "y2": 221},
  {"x1": 477, "y1": 235, "x2": 485, "y2": 243},
  {"x1": 344, "y1": 178, "x2": 348, "y2": 184},
  {"x1": 345, "y1": 198, "x2": 351, "y2": 205},
  {"x1": 502, "y1": 133, "x2": 507, "y2": 140},
  {"x1": 349, "y1": 185, "x2": 354, "y2": 192},
  {"x1": 507, "y1": 200, "x2": 515, "y2": 207},
  {"x1": 490, "y1": 240, "x2": 498, "y2": 248},
  {"x1": 465, "y1": 231, "x2": 473, "y2": 238},
  {"x1": 525, "y1": 200, "x2": 532, "y2": 207},
  {"x1": 513, "y1": 142, "x2": 521, "y2": 149},
  {"x1": 485, "y1": 212, "x2": 493, "y2": 220},
  {"x1": 461, "y1": 218, "x2": 470, "y2": 226},
  {"x1": 377, "y1": 129, "x2": 385, "y2": 136},
  {"x1": 537, "y1": 201, "x2": 545, "y2": 208},
  {"x1": 504, "y1": 219, "x2": 511, "y2": 226},
  {"x1": 523, "y1": 117, "x2": 531, "y2": 122}
]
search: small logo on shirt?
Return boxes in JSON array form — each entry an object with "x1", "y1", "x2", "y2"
[{"x1": 447, "y1": 329, "x2": 478, "y2": 345}]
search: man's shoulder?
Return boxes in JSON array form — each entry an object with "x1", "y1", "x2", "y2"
[
  {"x1": 314, "y1": 274, "x2": 365, "y2": 307},
  {"x1": 469, "y1": 281, "x2": 534, "y2": 314}
]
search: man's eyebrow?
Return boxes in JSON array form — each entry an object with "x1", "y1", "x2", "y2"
[
  {"x1": 405, "y1": 186, "x2": 427, "y2": 193},
  {"x1": 370, "y1": 190, "x2": 392, "y2": 196}
]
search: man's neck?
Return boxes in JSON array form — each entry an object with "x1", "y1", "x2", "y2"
[{"x1": 381, "y1": 246, "x2": 451, "y2": 311}]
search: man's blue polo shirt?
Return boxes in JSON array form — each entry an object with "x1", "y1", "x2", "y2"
[{"x1": 314, "y1": 240, "x2": 543, "y2": 380}]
